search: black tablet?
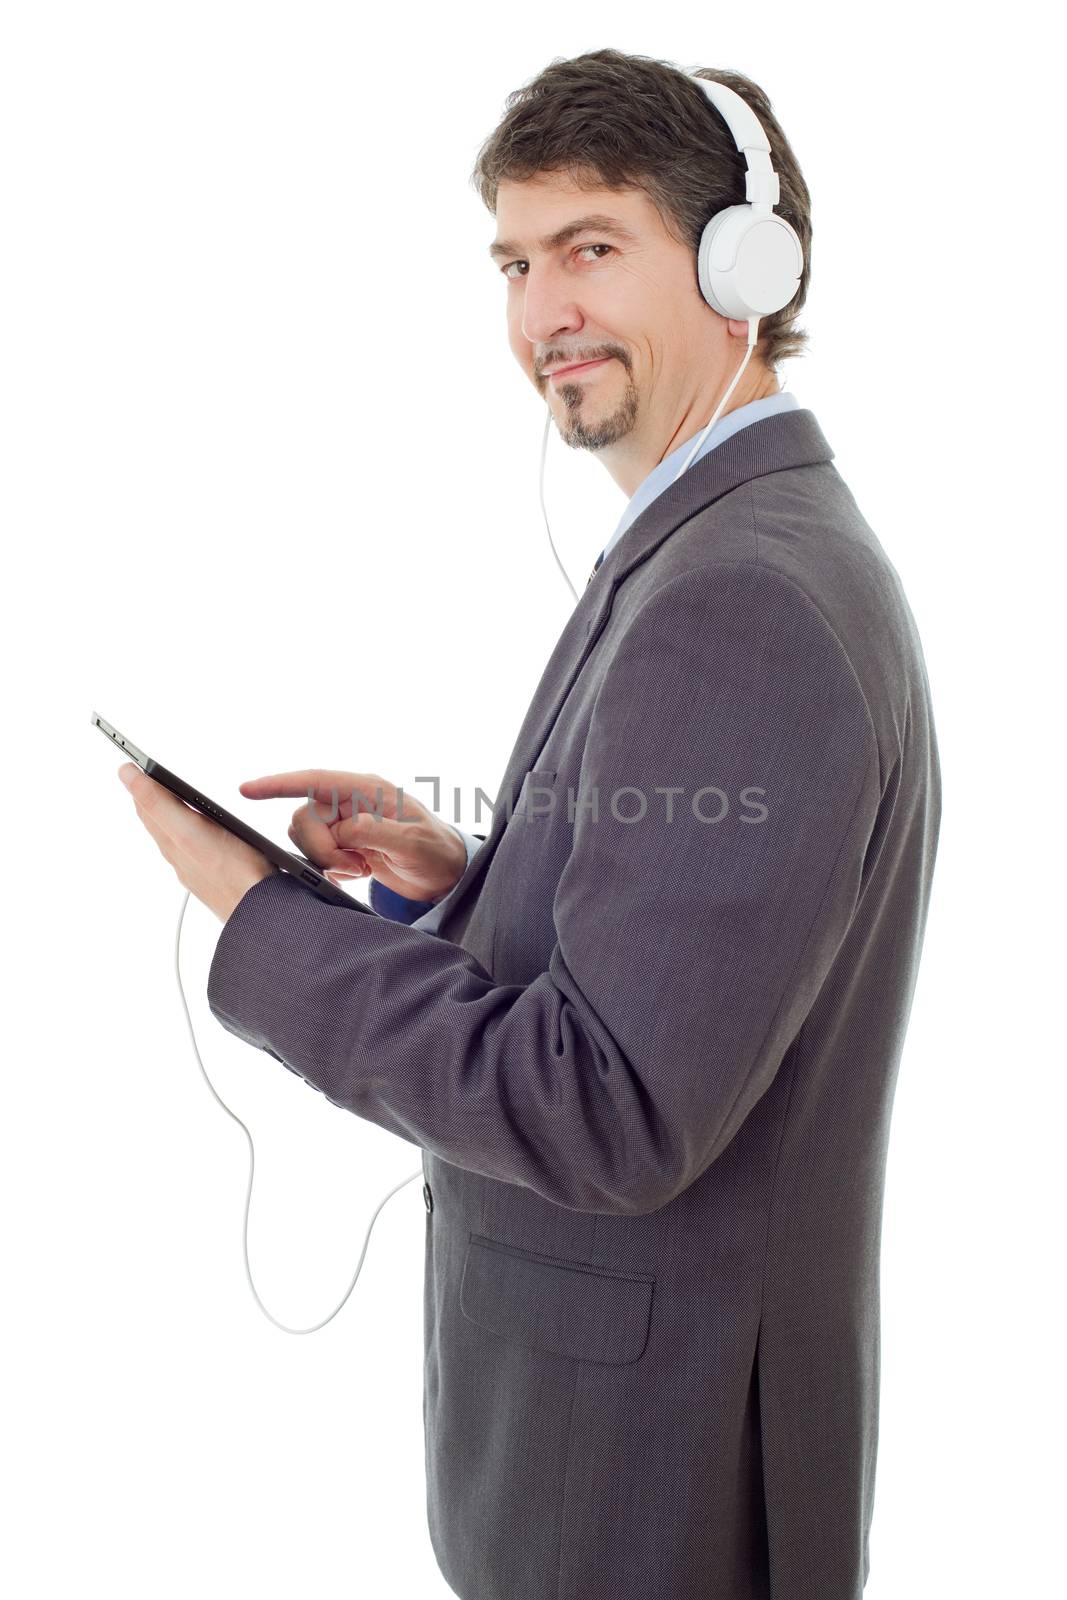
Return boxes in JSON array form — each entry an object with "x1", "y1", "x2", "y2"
[{"x1": 92, "y1": 711, "x2": 370, "y2": 912}]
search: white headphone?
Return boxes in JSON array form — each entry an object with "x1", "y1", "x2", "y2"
[
  {"x1": 541, "y1": 69, "x2": 805, "y2": 594},
  {"x1": 691, "y1": 73, "x2": 804, "y2": 324}
]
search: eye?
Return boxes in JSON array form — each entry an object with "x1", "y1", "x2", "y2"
[{"x1": 500, "y1": 243, "x2": 615, "y2": 280}]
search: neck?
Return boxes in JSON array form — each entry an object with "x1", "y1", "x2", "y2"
[{"x1": 609, "y1": 365, "x2": 781, "y2": 498}]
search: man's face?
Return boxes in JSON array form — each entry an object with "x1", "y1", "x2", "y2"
[{"x1": 490, "y1": 174, "x2": 711, "y2": 456}]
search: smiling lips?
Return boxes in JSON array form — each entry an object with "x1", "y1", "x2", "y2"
[{"x1": 545, "y1": 356, "x2": 612, "y2": 381}]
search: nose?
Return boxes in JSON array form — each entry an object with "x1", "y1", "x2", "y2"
[{"x1": 520, "y1": 269, "x2": 584, "y2": 351}]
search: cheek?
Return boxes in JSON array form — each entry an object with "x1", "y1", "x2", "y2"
[{"x1": 506, "y1": 305, "x2": 526, "y2": 358}]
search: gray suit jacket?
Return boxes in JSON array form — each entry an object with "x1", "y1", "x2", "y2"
[{"x1": 208, "y1": 406, "x2": 942, "y2": 1600}]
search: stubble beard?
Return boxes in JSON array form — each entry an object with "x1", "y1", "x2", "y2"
[{"x1": 549, "y1": 363, "x2": 640, "y2": 452}]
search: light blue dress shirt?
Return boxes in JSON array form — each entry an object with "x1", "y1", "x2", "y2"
[{"x1": 371, "y1": 389, "x2": 800, "y2": 931}]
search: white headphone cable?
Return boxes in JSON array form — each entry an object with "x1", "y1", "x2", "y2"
[
  {"x1": 174, "y1": 887, "x2": 424, "y2": 1335},
  {"x1": 538, "y1": 402, "x2": 580, "y2": 604},
  {"x1": 542, "y1": 317, "x2": 761, "y2": 596},
  {"x1": 170, "y1": 316, "x2": 764, "y2": 1331},
  {"x1": 671, "y1": 316, "x2": 760, "y2": 482}
]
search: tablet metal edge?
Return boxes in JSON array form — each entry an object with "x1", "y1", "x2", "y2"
[{"x1": 90, "y1": 711, "x2": 148, "y2": 770}]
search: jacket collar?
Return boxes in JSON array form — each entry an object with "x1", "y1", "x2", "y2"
[
  {"x1": 601, "y1": 390, "x2": 800, "y2": 566},
  {"x1": 438, "y1": 406, "x2": 835, "y2": 934}
]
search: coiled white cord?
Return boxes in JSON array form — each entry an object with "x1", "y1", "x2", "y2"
[{"x1": 174, "y1": 888, "x2": 424, "y2": 1334}]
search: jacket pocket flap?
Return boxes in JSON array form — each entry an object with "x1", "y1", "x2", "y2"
[{"x1": 460, "y1": 1233, "x2": 654, "y2": 1366}]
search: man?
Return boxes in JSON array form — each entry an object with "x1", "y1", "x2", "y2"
[{"x1": 123, "y1": 52, "x2": 942, "y2": 1600}]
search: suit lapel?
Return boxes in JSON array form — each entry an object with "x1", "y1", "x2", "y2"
[{"x1": 438, "y1": 408, "x2": 834, "y2": 934}]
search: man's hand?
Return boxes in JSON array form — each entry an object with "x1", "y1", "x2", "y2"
[
  {"x1": 118, "y1": 763, "x2": 276, "y2": 923},
  {"x1": 237, "y1": 768, "x2": 469, "y2": 905}
]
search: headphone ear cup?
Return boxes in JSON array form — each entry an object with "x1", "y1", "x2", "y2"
[{"x1": 697, "y1": 205, "x2": 804, "y2": 321}]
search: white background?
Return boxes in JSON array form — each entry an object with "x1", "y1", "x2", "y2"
[{"x1": 2, "y1": 4, "x2": 1061, "y2": 1596}]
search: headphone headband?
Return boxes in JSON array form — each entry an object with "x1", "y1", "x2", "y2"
[
  {"x1": 690, "y1": 74, "x2": 781, "y2": 205},
  {"x1": 688, "y1": 72, "x2": 803, "y2": 322}
]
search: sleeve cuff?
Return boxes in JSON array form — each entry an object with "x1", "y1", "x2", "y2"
[
  {"x1": 367, "y1": 824, "x2": 486, "y2": 924},
  {"x1": 368, "y1": 876, "x2": 438, "y2": 923}
]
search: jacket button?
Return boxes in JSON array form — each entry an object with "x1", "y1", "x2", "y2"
[{"x1": 423, "y1": 1181, "x2": 433, "y2": 1213}]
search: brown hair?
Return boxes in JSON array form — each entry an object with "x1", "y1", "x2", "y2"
[{"x1": 469, "y1": 48, "x2": 812, "y2": 376}]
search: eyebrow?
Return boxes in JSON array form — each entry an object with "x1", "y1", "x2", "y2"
[{"x1": 488, "y1": 213, "x2": 640, "y2": 261}]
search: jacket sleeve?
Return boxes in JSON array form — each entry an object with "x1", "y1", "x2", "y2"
[{"x1": 207, "y1": 562, "x2": 881, "y2": 1216}]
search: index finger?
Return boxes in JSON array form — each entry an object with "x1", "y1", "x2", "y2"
[{"x1": 239, "y1": 770, "x2": 391, "y2": 807}]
